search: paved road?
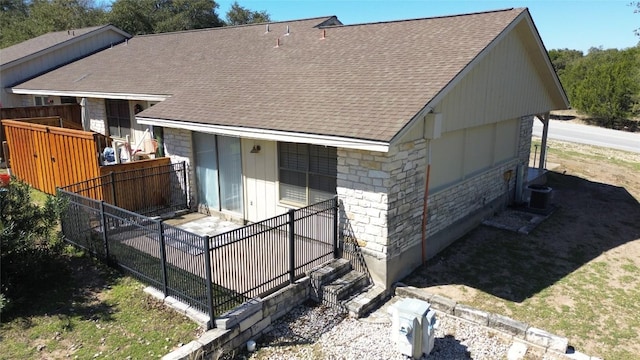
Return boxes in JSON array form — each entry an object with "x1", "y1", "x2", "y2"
[{"x1": 532, "y1": 119, "x2": 640, "y2": 154}]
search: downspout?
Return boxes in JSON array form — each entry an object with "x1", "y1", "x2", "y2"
[{"x1": 421, "y1": 139, "x2": 432, "y2": 265}]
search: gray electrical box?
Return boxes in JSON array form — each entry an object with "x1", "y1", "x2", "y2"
[{"x1": 389, "y1": 298, "x2": 437, "y2": 359}]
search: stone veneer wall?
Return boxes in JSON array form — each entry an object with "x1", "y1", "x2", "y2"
[
  {"x1": 338, "y1": 115, "x2": 535, "y2": 287},
  {"x1": 87, "y1": 98, "x2": 106, "y2": 135},
  {"x1": 163, "y1": 127, "x2": 195, "y2": 209},
  {"x1": 336, "y1": 148, "x2": 391, "y2": 261}
]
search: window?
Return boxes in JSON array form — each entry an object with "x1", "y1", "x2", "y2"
[
  {"x1": 279, "y1": 142, "x2": 337, "y2": 205},
  {"x1": 60, "y1": 96, "x2": 77, "y2": 104},
  {"x1": 105, "y1": 99, "x2": 131, "y2": 138},
  {"x1": 34, "y1": 96, "x2": 51, "y2": 106}
]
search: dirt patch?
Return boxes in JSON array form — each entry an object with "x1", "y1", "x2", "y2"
[{"x1": 403, "y1": 140, "x2": 640, "y2": 359}]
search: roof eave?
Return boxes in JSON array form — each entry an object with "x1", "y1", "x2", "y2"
[
  {"x1": 8, "y1": 88, "x2": 168, "y2": 102},
  {"x1": 0, "y1": 25, "x2": 131, "y2": 71},
  {"x1": 391, "y1": 9, "x2": 569, "y2": 144},
  {"x1": 137, "y1": 117, "x2": 390, "y2": 152}
]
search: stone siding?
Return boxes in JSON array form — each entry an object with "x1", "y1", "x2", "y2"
[
  {"x1": 425, "y1": 159, "x2": 518, "y2": 237},
  {"x1": 386, "y1": 139, "x2": 428, "y2": 257},
  {"x1": 88, "y1": 98, "x2": 106, "y2": 135},
  {"x1": 336, "y1": 148, "x2": 390, "y2": 259},
  {"x1": 518, "y1": 115, "x2": 534, "y2": 164},
  {"x1": 163, "y1": 127, "x2": 195, "y2": 209}
]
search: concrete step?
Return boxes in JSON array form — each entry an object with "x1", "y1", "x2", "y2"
[
  {"x1": 344, "y1": 285, "x2": 389, "y2": 318},
  {"x1": 321, "y1": 270, "x2": 369, "y2": 308},
  {"x1": 306, "y1": 258, "x2": 352, "y2": 302}
]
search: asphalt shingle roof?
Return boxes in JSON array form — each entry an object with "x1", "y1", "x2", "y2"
[
  {"x1": 12, "y1": 9, "x2": 527, "y2": 142},
  {"x1": 1, "y1": 26, "x2": 108, "y2": 67}
]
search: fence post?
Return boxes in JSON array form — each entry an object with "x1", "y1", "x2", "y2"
[
  {"x1": 288, "y1": 209, "x2": 295, "y2": 285},
  {"x1": 110, "y1": 171, "x2": 117, "y2": 207},
  {"x1": 181, "y1": 161, "x2": 188, "y2": 209},
  {"x1": 202, "y1": 235, "x2": 215, "y2": 329},
  {"x1": 158, "y1": 221, "x2": 169, "y2": 296},
  {"x1": 99, "y1": 201, "x2": 110, "y2": 262},
  {"x1": 333, "y1": 196, "x2": 339, "y2": 258}
]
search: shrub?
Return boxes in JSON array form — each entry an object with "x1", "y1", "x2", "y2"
[{"x1": 0, "y1": 179, "x2": 66, "y2": 316}]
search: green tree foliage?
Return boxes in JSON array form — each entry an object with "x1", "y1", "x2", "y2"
[
  {"x1": 0, "y1": 0, "x2": 107, "y2": 48},
  {"x1": 554, "y1": 47, "x2": 640, "y2": 124},
  {"x1": 0, "y1": 179, "x2": 66, "y2": 315},
  {"x1": 225, "y1": 1, "x2": 270, "y2": 25},
  {"x1": 548, "y1": 48, "x2": 583, "y2": 77},
  {"x1": 108, "y1": 0, "x2": 223, "y2": 35}
]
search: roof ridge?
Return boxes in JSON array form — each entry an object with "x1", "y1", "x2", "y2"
[
  {"x1": 133, "y1": 16, "x2": 338, "y2": 38},
  {"x1": 323, "y1": 7, "x2": 523, "y2": 28}
]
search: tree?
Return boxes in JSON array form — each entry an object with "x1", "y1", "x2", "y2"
[
  {"x1": 563, "y1": 48, "x2": 640, "y2": 125},
  {"x1": 548, "y1": 48, "x2": 583, "y2": 77},
  {"x1": 225, "y1": 1, "x2": 270, "y2": 26},
  {"x1": 108, "y1": 0, "x2": 223, "y2": 35},
  {"x1": 0, "y1": 0, "x2": 107, "y2": 48},
  {"x1": 0, "y1": 179, "x2": 65, "y2": 315}
]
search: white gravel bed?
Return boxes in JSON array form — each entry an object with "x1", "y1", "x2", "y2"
[{"x1": 242, "y1": 298, "x2": 511, "y2": 360}]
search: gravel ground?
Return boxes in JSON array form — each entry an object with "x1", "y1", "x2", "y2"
[{"x1": 240, "y1": 297, "x2": 512, "y2": 360}]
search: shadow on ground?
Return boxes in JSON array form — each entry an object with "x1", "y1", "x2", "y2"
[{"x1": 403, "y1": 171, "x2": 640, "y2": 303}]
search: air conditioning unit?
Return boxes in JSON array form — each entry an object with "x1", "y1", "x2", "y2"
[{"x1": 389, "y1": 298, "x2": 437, "y2": 359}]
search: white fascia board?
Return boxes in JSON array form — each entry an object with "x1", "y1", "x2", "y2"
[
  {"x1": 137, "y1": 117, "x2": 390, "y2": 152},
  {"x1": 8, "y1": 88, "x2": 168, "y2": 102},
  {"x1": 521, "y1": 13, "x2": 570, "y2": 108}
]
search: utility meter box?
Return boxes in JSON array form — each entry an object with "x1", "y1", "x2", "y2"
[{"x1": 389, "y1": 298, "x2": 437, "y2": 359}]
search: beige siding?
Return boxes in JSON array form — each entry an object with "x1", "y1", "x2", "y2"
[
  {"x1": 494, "y1": 118, "x2": 519, "y2": 164},
  {"x1": 435, "y1": 29, "x2": 553, "y2": 132},
  {"x1": 242, "y1": 139, "x2": 278, "y2": 222},
  {"x1": 429, "y1": 129, "x2": 464, "y2": 189},
  {"x1": 464, "y1": 124, "x2": 494, "y2": 175}
]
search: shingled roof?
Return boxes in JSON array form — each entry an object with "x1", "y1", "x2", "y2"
[
  {"x1": 1, "y1": 25, "x2": 130, "y2": 69},
  {"x1": 12, "y1": 9, "x2": 552, "y2": 143}
]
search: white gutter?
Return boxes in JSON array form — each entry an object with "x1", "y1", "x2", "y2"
[
  {"x1": 9, "y1": 88, "x2": 169, "y2": 102},
  {"x1": 137, "y1": 117, "x2": 390, "y2": 152}
]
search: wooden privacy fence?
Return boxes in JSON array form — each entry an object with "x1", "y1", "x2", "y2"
[
  {"x1": 2, "y1": 119, "x2": 107, "y2": 195},
  {"x1": 0, "y1": 104, "x2": 81, "y2": 159}
]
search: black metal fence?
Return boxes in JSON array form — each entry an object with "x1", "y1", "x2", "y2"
[{"x1": 58, "y1": 184, "x2": 338, "y2": 329}]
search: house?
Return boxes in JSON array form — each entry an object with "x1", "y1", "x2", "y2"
[
  {"x1": 0, "y1": 25, "x2": 130, "y2": 160},
  {"x1": 7, "y1": 8, "x2": 568, "y2": 288},
  {"x1": 0, "y1": 25, "x2": 131, "y2": 108}
]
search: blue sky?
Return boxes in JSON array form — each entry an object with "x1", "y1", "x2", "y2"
[{"x1": 214, "y1": 0, "x2": 639, "y2": 53}]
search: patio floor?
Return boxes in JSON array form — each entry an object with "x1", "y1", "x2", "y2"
[{"x1": 163, "y1": 212, "x2": 242, "y2": 237}]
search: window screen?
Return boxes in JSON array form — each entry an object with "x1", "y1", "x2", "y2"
[
  {"x1": 105, "y1": 99, "x2": 131, "y2": 138},
  {"x1": 279, "y1": 142, "x2": 336, "y2": 205}
]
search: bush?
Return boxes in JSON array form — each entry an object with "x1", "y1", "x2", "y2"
[{"x1": 0, "y1": 179, "x2": 66, "y2": 316}]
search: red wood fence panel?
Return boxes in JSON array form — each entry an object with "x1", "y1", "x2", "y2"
[
  {"x1": 0, "y1": 104, "x2": 82, "y2": 160},
  {"x1": 2, "y1": 120, "x2": 101, "y2": 195}
]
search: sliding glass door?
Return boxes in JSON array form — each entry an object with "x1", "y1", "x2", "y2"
[{"x1": 193, "y1": 133, "x2": 243, "y2": 215}]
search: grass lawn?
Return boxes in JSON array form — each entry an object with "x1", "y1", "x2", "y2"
[
  {"x1": 0, "y1": 250, "x2": 203, "y2": 359},
  {"x1": 404, "y1": 139, "x2": 640, "y2": 360}
]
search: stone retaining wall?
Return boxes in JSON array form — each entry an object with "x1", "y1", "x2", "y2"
[{"x1": 160, "y1": 277, "x2": 311, "y2": 360}]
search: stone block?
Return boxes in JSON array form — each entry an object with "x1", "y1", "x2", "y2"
[
  {"x1": 250, "y1": 316, "x2": 272, "y2": 336},
  {"x1": 525, "y1": 327, "x2": 568, "y2": 353},
  {"x1": 488, "y1": 313, "x2": 528, "y2": 337},
  {"x1": 215, "y1": 299, "x2": 262, "y2": 330},
  {"x1": 454, "y1": 304, "x2": 489, "y2": 326},
  {"x1": 239, "y1": 308, "x2": 264, "y2": 332},
  {"x1": 195, "y1": 328, "x2": 230, "y2": 349},
  {"x1": 161, "y1": 341, "x2": 202, "y2": 360},
  {"x1": 143, "y1": 286, "x2": 165, "y2": 300},
  {"x1": 428, "y1": 294, "x2": 456, "y2": 314}
]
